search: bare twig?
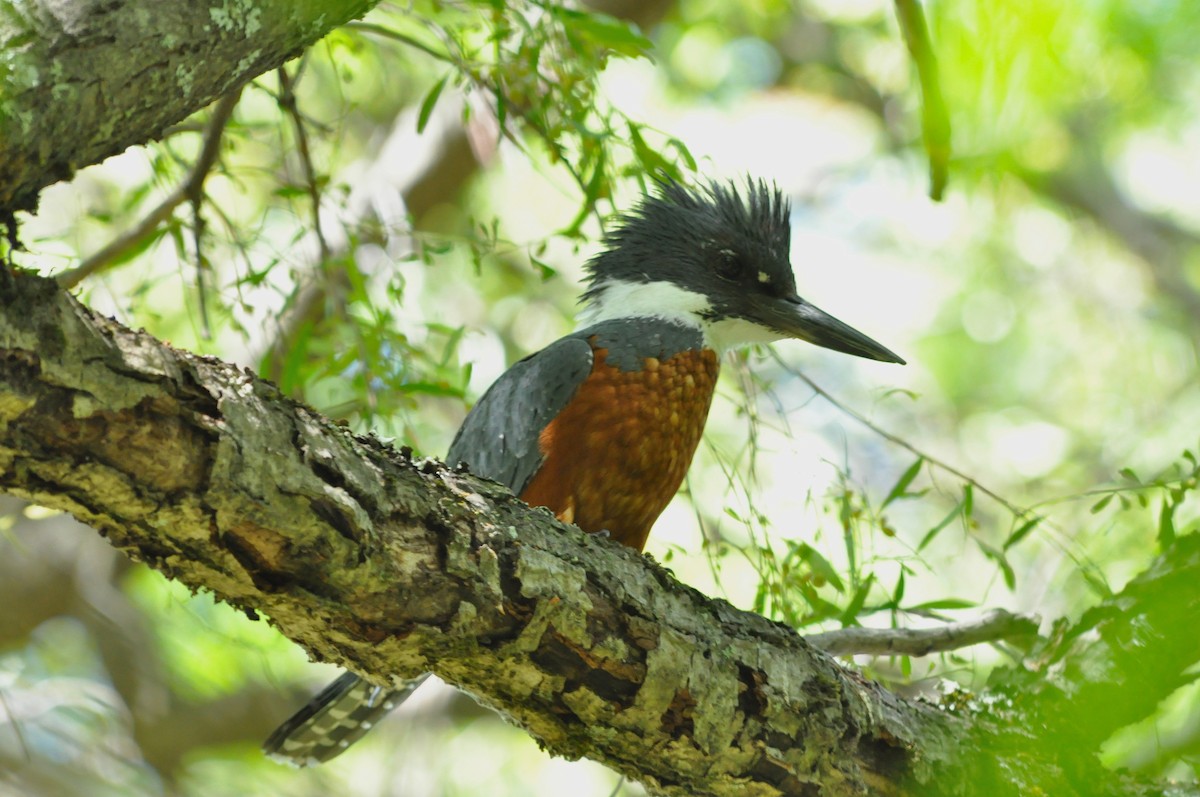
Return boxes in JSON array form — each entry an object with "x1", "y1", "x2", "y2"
[
  {"x1": 260, "y1": 81, "x2": 483, "y2": 387},
  {"x1": 57, "y1": 88, "x2": 244, "y2": 290},
  {"x1": 346, "y1": 21, "x2": 450, "y2": 61},
  {"x1": 189, "y1": 161, "x2": 212, "y2": 339},
  {"x1": 277, "y1": 63, "x2": 330, "y2": 263},
  {"x1": 894, "y1": 0, "x2": 951, "y2": 200},
  {"x1": 774, "y1": 355, "x2": 1032, "y2": 522},
  {"x1": 808, "y1": 609, "x2": 1039, "y2": 657},
  {"x1": 774, "y1": 361, "x2": 1124, "y2": 594}
]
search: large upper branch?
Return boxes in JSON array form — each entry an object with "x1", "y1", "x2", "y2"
[{"x1": 0, "y1": 0, "x2": 378, "y2": 215}]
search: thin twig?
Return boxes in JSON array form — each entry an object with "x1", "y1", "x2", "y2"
[
  {"x1": 346, "y1": 21, "x2": 451, "y2": 62},
  {"x1": 191, "y1": 191, "x2": 211, "y2": 338},
  {"x1": 808, "y1": 609, "x2": 1038, "y2": 657},
  {"x1": 774, "y1": 355, "x2": 1032, "y2": 522},
  {"x1": 272, "y1": 63, "x2": 383, "y2": 407},
  {"x1": 773, "y1": 357, "x2": 1118, "y2": 593},
  {"x1": 354, "y1": 18, "x2": 595, "y2": 215},
  {"x1": 277, "y1": 63, "x2": 330, "y2": 263},
  {"x1": 57, "y1": 88, "x2": 244, "y2": 290},
  {"x1": 263, "y1": 277, "x2": 331, "y2": 386},
  {"x1": 185, "y1": 118, "x2": 214, "y2": 338}
]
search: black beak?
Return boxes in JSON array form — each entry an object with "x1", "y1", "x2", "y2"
[{"x1": 762, "y1": 294, "x2": 905, "y2": 364}]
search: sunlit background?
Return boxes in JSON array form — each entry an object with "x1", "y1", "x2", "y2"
[{"x1": 5, "y1": 0, "x2": 1200, "y2": 794}]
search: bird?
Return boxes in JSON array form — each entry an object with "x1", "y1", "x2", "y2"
[{"x1": 262, "y1": 177, "x2": 904, "y2": 765}]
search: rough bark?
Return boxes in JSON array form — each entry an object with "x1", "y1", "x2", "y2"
[
  {"x1": 0, "y1": 271, "x2": 956, "y2": 794},
  {"x1": 2, "y1": 273, "x2": 1198, "y2": 797},
  {"x1": 0, "y1": 0, "x2": 379, "y2": 215}
]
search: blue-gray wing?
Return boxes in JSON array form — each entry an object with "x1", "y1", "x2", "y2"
[{"x1": 447, "y1": 335, "x2": 594, "y2": 494}]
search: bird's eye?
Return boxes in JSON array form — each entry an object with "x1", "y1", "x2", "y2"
[{"x1": 715, "y1": 249, "x2": 745, "y2": 282}]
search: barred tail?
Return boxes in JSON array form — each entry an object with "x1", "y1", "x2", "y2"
[{"x1": 263, "y1": 671, "x2": 430, "y2": 766}]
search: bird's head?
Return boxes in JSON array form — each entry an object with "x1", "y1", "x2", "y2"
[{"x1": 579, "y1": 178, "x2": 904, "y2": 364}]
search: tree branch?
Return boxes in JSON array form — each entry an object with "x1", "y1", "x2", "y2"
[
  {"x1": 809, "y1": 609, "x2": 1038, "y2": 657},
  {"x1": 0, "y1": 272, "x2": 960, "y2": 795},
  {"x1": 54, "y1": 89, "x2": 243, "y2": 290},
  {"x1": 0, "y1": 0, "x2": 378, "y2": 215}
]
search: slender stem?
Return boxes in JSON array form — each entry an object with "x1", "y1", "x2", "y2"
[
  {"x1": 57, "y1": 88, "x2": 243, "y2": 289},
  {"x1": 808, "y1": 609, "x2": 1038, "y2": 657}
]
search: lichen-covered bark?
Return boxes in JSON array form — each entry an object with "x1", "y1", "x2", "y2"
[
  {"x1": 0, "y1": 0, "x2": 378, "y2": 214},
  {"x1": 2, "y1": 271, "x2": 1199, "y2": 797},
  {"x1": 0, "y1": 271, "x2": 956, "y2": 794}
]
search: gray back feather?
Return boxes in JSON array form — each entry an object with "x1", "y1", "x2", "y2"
[
  {"x1": 447, "y1": 336, "x2": 594, "y2": 494},
  {"x1": 446, "y1": 318, "x2": 706, "y2": 496}
]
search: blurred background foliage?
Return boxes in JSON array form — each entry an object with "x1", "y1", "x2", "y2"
[{"x1": 3, "y1": 0, "x2": 1200, "y2": 794}]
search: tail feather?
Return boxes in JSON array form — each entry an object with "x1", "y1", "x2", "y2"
[{"x1": 263, "y1": 671, "x2": 430, "y2": 766}]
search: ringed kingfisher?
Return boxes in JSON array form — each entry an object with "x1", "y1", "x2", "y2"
[{"x1": 263, "y1": 177, "x2": 904, "y2": 765}]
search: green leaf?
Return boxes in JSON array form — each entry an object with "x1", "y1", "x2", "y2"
[
  {"x1": 891, "y1": 570, "x2": 906, "y2": 606},
  {"x1": 494, "y1": 90, "x2": 507, "y2": 136},
  {"x1": 1003, "y1": 516, "x2": 1042, "y2": 551},
  {"x1": 881, "y1": 387, "x2": 920, "y2": 401},
  {"x1": 752, "y1": 578, "x2": 768, "y2": 615},
  {"x1": 394, "y1": 380, "x2": 463, "y2": 397},
  {"x1": 417, "y1": 74, "x2": 449, "y2": 134},
  {"x1": 797, "y1": 543, "x2": 845, "y2": 593},
  {"x1": 918, "y1": 503, "x2": 961, "y2": 551},
  {"x1": 795, "y1": 589, "x2": 844, "y2": 626},
  {"x1": 882, "y1": 457, "x2": 924, "y2": 508},
  {"x1": 1090, "y1": 494, "x2": 1113, "y2": 513},
  {"x1": 628, "y1": 122, "x2": 671, "y2": 176},
  {"x1": 529, "y1": 254, "x2": 558, "y2": 281},
  {"x1": 839, "y1": 574, "x2": 875, "y2": 625},
  {"x1": 1158, "y1": 498, "x2": 1177, "y2": 549},
  {"x1": 273, "y1": 184, "x2": 309, "y2": 199},
  {"x1": 669, "y1": 138, "x2": 697, "y2": 172},
  {"x1": 422, "y1": 240, "x2": 454, "y2": 256},
  {"x1": 977, "y1": 540, "x2": 1016, "y2": 590},
  {"x1": 1118, "y1": 467, "x2": 1140, "y2": 483},
  {"x1": 908, "y1": 598, "x2": 977, "y2": 611},
  {"x1": 272, "y1": 320, "x2": 313, "y2": 394},
  {"x1": 1080, "y1": 565, "x2": 1112, "y2": 598},
  {"x1": 552, "y1": 8, "x2": 653, "y2": 59}
]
